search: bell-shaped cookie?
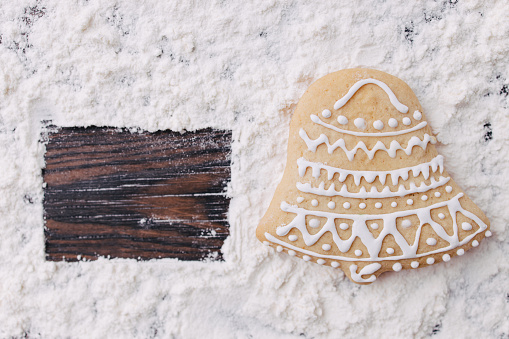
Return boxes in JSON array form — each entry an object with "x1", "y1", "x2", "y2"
[{"x1": 257, "y1": 68, "x2": 490, "y2": 284}]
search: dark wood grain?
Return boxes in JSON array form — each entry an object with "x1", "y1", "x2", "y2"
[{"x1": 43, "y1": 127, "x2": 231, "y2": 261}]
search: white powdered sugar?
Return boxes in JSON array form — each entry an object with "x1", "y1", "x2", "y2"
[{"x1": 0, "y1": 0, "x2": 508, "y2": 338}]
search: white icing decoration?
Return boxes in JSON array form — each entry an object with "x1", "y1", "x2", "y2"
[
  {"x1": 386, "y1": 248, "x2": 395, "y2": 254},
  {"x1": 435, "y1": 192, "x2": 441, "y2": 197},
  {"x1": 311, "y1": 199, "x2": 318, "y2": 206},
  {"x1": 426, "y1": 257, "x2": 435, "y2": 265},
  {"x1": 359, "y1": 203, "x2": 366, "y2": 209},
  {"x1": 457, "y1": 249, "x2": 465, "y2": 255},
  {"x1": 288, "y1": 235, "x2": 298, "y2": 241},
  {"x1": 442, "y1": 254, "x2": 451, "y2": 262},
  {"x1": 472, "y1": 240, "x2": 479, "y2": 247},
  {"x1": 392, "y1": 263, "x2": 402, "y2": 271},
  {"x1": 288, "y1": 250, "x2": 296, "y2": 256},
  {"x1": 421, "y1": 195, "x2": 428, "y2": 201},
  {"x1": 269, "y1": 193, "x2": 488, "y2": 262},
  {"x1": 263, "y1": 241, "x2": 270, "y2": 246},
  {"x1": 333, "y1": 78, "x2": 409, "y2": 113},
  {"x1": 343, "y1": 202, "x2": 351, "y2": 209},
  {"x1": 322, "y1": 244, "x2": 331, "y2": 251},
  {"x1": 322, "y1": 109, "x2": 332, "y2": 118},
  {"x1": 277, "y1": 246, "x2": 283, "y2": 252},
  {"x1": 337, "y1": 115, "x2": 348, "y2": 125},
  {"x1": 349, "y1": 263, "x2": 381, "y2": 283},
  {"x1": 391, "y1": 202, "x2": 398, "y2": 207},
  {"x1": 411, "y1": 261, "x2": 419, "y2": 268},
  {"x1": 401, "y1": 219, "x2": 412, "y2": 228},
  {"x1": 485, "y1": 230, "x2": 492, "y2": 237},
  {"x1": 299, "y1": 129, "x2": 436, "y2": 161},
  {"x1": 373, "y1": 120, "x2": 384, "y2": 130},
  {"x1": 331, "y1": 261, "x2": 340, "y2": 268},
  {"x1": 388, "y1": 118, "x2": 398, "y2": 128},
  {"x1": 438, "y1": 213, "x2": 445, "y2": 219},
  {"x1": 297, "y1": 197, "x2": 304, "y2": 203},
  {"x1": 413, "y1": 110, "x2": 422, "y2": 120},
  {"x1": 461, "y1": 222, "x2": 472, "y2": 231},
  {"x1": 445, "y1": 186, "x2": 453, "y2": 193},
  {"x1": 297, "y1": 155, "x2": 444, "y2": 186},
  {"x1": 354, "y1": 118, "x2": 366, "y2": 130},
  {"x1": 296, "y1": 176, "x2": 450, "y2": 199},
  {"x1": 309, "y1": 219, "x2": 320, "y2": 228},
  {"x1": 339, "y1": 223, "x2": 349, "y2": 230},
  {"x1": 375, "y1": 202, "x2": 382, "y2": 209},
  {"x1": 371, "y1": 223, "x2": 379, "y2": 230},
  {"x1": 354, "y1": 250, "x2": 363, "y2": 256},
  {"x1": 402, "y1": 117, "x2": 411, "y2": 125},
  {"x1": 317, "y1": 259, "x2": 326, "y2": 265},
  {"x1": 426, "y1": 238, "x2": 437, "y2": 246},
  {"x1": 310, "y1": 115, "x2": 427, "y2": 137},
  {"x1": 328, "y1": 201, "x2": 336, "y2": 209},
  {"x1": 407, "y1": 199, "x2": 414, "y2": 205},
  {"x1": 303, "y1": 255, "x2": 311, "y2": 261}
]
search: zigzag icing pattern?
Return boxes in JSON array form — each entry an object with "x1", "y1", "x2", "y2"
[
  {"x1": 299, "y1": 129, "x2": 436, "y2": 160},
  {"x1": 297, "y1": 155, "x2": 444, "y2": 186},
  {"x1": 333, "y1": 78, "x2": 409, "y2": 113},
  {"x1": 310, "y1": 114, "x2": 427, "y2": 137},
  {"x1": 270, "y1": 193, "x2": 488, "y2": 262},
  {"x1": 296, "y1": 176, "x2": 450, "y2": 198}
]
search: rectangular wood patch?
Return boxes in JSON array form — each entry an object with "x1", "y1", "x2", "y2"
[{"x1": 43, "y1": 127, "x2": 231, "y2": 261}]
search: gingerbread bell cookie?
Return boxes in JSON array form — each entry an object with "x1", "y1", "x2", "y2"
[{"x1": 257, "y1": 68, "x2": 490, "y2": 284}]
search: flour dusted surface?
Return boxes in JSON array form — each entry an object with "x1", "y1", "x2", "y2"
[{"x1": 0, "y1": 0, "x2": 508, "y2": 338}]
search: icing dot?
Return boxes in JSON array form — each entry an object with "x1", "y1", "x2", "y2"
[
  {"x1": 435, "y1": 192, "x2": 441, "y2": 198},
  {"x1": 413, "y1": 110, "x2": 422, "y2": 120},
  {"x1": 431, "y1": 136, "x2": 437, "y2": 144},
  {"x1": 354, "y1": 250, "x2": 362, "y2": 257},
  {"x1": 461, "y1": 222, "x2": 472, "y2": 231},
  {"x1": 288, "y1": 250, "x2": 296, "y2": 256},
  {"x1": 426, "y1": 238, "x2": 437, "y2": 246},
  {"x1": 322, "y1": 244, "x2": 332, "y2": 251},
  {"x1": 317, "y1": 259, "x2": 326, "y2": 265},
  {"x1": 402, "y1": 117, "x2": 411, "y2": 125},
  {"x1": 426, "y1": 257, "x2": 435, "y2": 265},
  {"x1": 321, "y1": 109, "x2": 332, "y2": 118},
  {"x1": 303, "y1": 255, "x2": 311, "y2": 261},
  {"x1": 442, "y1": 254, "x2": 451, "y2": 262},
  {"x1": 331, "y1": 261, "x2": 340, "y2": 268},
  {"x1": 457, "y1": 249, "x2": 465, "y2": 256},
  {"x1": 327, "y1": 201, "x2": 336, "y2": 209},
  {"x1": 375, "y1": 202, "x2": 382, "y2": 209},
  {"x1": 438, "y1": 213, "x2": 445, "y2": 219},
  {"x1": 339, "y1": 223, "x2": 349, "y2": 230},
  {"x1": 311, "y1": 199, "x2": 319, "y2": 206},
  {"x1": 354, "y1": 118, "x2": 366, "y2": 130},
  {"x1": 445, "y1": 186, "x2": 453, "y2": 193},
  {"x1": 421, "y1": 195, "x2": 428, "y2": 201},
  {"x1": 392, "y1": 263, "x2": 402, "y2": 271},
  {"x1": 296, "y1": 197, "x2": 304, "y2": 203},
  {"x1": 309, "y1": 219, "x2": 320, "y2": 228},
  {"x1": 485, "y1": 230, "x2": 492, "y2": 237},
  {"x1": 288, "y1": 235, "x2": 298, "y2": 241},
  {"x1": 472, "y1": 240, "x2": 479, "y2": 247},
  {"x1": 343, "y1": 202, "x2": 351, "y2": 209},
  {"x1": 373, "y1": 120, "x2": 384, "y2": 130},
  {"x1": 263, "y1": 241, "x2": 270, "y2": 246},
  {"x1": 407, "y1": 199, "x2": 414, "y2": 205},
  {"x1": 402, "y1": 219, "x2": 412, "y2": 228},
  {"x1": 337, "y1": 115, "x2": 348, "y2": 125},
  {"x1": 391, "y1": 202, "x2": 398, "y2": 207},
  {"x1": 386, "y1": 248, "x2": 395, "y2": 255},
  {"x1": 411, "y1": 261, "x2": 419, "y2": 268},
  {"x1": 276, "y1": 246, "x2": 283, "y2": 252},
  {"x1": 388, "y1": 118, "x2": 398, "y2": 128},
  {"x1": 359, "y1": 202, "x2": 366, "y2": 209},
  {"x1": 371, "y1": 223, "x2": 379, "y2": 230}
]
